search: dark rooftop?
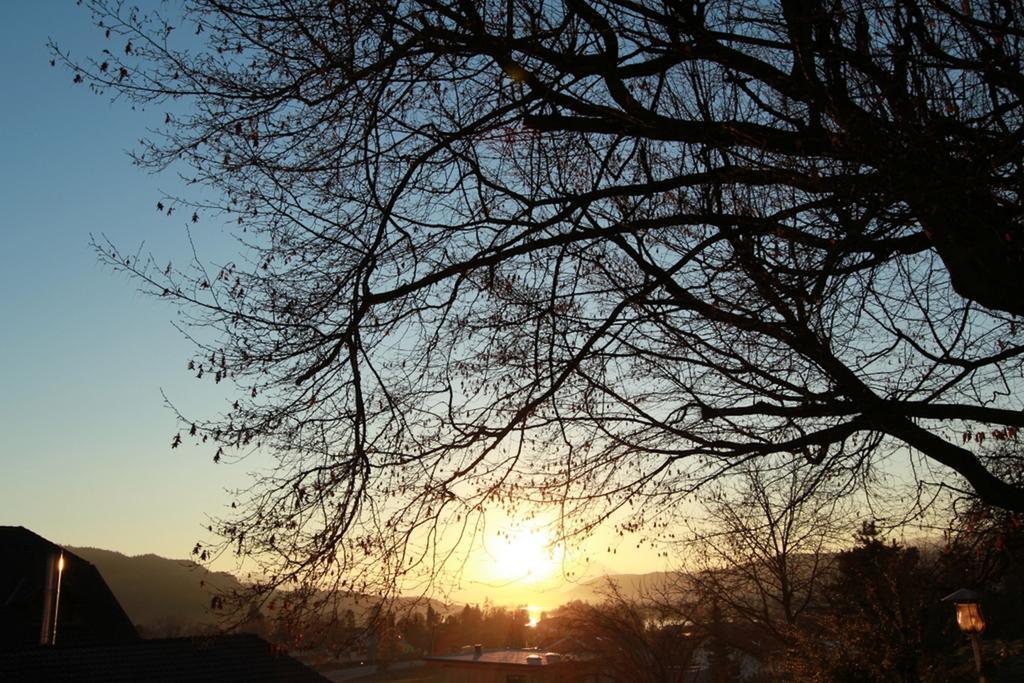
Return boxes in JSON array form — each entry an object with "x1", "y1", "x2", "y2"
[
  {"x1": 0, "y1": 526, "x2": 138, "y2": 649},
  {"x1": 0, "y1": 633, "x2": 329, "y2": 682}
]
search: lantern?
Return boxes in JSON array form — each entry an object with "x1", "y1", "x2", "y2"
[{"x1": 942, "y1": 588, "x2": 987, "y2": 682}]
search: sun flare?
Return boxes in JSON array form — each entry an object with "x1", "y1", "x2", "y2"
[{"x1": 488, "y1": 528, "x2": 563, "y2": 583}]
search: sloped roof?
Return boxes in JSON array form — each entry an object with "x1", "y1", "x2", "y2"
[
  {"x1": 0, "y1": 526, "x2": 138, "y2": 648},
  {"x1": 0, "y1": 633, "x2": 329, "y2": 682}
]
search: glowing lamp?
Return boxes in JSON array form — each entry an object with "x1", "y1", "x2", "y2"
[
  {"x1": 942, "y1": 588, "x2": 987, "y2": 683},
  {"x1": 942, "y1": 588, "x2": 985, "y2": 634},
  {"x1": 956, "y1": 601, "x2": 986, "y2": 635}
]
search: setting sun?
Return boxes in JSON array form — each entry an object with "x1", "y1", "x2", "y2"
[{"x1": 488, "y1": 528, "x2": 563, "y2": 583}]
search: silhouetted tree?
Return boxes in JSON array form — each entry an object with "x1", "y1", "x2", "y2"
[
  {"x1": 674, "y1": 457, "x2": 852, "y2": 647},
  {"x1": 401, "y1": 602, "x2": 529, "y2": 654},
  {"x1": 940, "y1": 445, "x2": 1024, "y2": 642},
  {"x1": 783, "y1": 523, "x2": 947, "y2": 682},
  {"x1": 56, "y1": 0, "x2": 1024, "y2": 608},
  {"x1": 554, "y1": 586, "x2": 703, "y2": 683}
]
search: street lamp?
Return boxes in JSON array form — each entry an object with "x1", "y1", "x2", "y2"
[{"x1": 942, "y1": 588, "x2": 986, "y2": 683}]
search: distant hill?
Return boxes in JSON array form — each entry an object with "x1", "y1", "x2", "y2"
[
  {"x1": 68, "y1": 546, "x2": 454, "y2": 638},
  {"x1": 68, "y1": 546, "x2": 242, "y2": 637},
  {"x1": 557, "y1": 555, "x2": 837, "y2": 606},
  {"x1": 558, "y1": 571, "x2": 688, "y2": 604},
  {"x1": 70, "y1": 544, "x2": 701, "y2": 636}
]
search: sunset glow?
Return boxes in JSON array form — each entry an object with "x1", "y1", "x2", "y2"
[
  {"x1": 8, "y1": 3, "x2": 1024, "y2": 680},
  {"x1": 488, "y1": 527, "x2": 563, "y2": 583}
]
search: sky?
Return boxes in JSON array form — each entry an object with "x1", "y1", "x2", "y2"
[
  {"x1": 0, "y1": 1, "x2": 247, "y2": 558},
  {"x1": 0, "y1": 2, "x2": 669, "y2": 603}
]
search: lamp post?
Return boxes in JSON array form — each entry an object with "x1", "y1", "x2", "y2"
[{"x1": 942, "y1": 588, "x2": 986, "y2": 683}]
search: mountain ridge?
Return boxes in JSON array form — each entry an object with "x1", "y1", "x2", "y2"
[
  {"x1": 68, "y1": 545, "x2": 241, "y2": 637},
  {"x1": 69, "y1": 544, "x2": 691, "y2": 636}
]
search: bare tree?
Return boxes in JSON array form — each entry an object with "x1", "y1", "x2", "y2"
[
  {"x1": 552, "y1": 587, "x2": 703, "y2": 683},
  {"x1": 675, "y1": 458, "x2": 853, "y2": 648},
  {"x1": 55, "y1": 0, "x2": 1024, "y2": 606}
]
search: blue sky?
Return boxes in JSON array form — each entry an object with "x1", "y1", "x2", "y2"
[
  {"x1": 0, "y1": 3, "x2": 669, "y2": 589},
  {"x1": 0, "y1": 1, "x2": 247, "y2": 558}
]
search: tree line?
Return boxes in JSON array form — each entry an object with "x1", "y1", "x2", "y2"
[{"x1": 536, "y1": 508, "x2": 1024, "y2": 681}]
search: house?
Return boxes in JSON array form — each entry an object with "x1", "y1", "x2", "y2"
[
  {"x1": 425, "y1": 645, "x2": 605, "y2": 683},
  {"x1": 0, "y1": 526, "x2": 328, "y2": 682},
  {"x1": 0, "y1": 526, "x2": 138, "y2": 648}
]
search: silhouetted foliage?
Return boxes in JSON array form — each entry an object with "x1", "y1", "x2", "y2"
[
  {"x1": 538, "y1": 589, "x2": 704, "y2": 683},
  {"x1": 675, "y1": 457, "x2": 851, "y2": 648},
  {"x1": 397, "y1": 602, "x2": 529, "y2": 655},
  {"x1": 782, "y1": 523, "x2": 949, "y2": 682},
  {"x1": 940, "y1": 446, "x2": 1024, "y2": 642},
  {"x1": 56, "y1": 0, "x2": 1024, "y2": 608}
]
